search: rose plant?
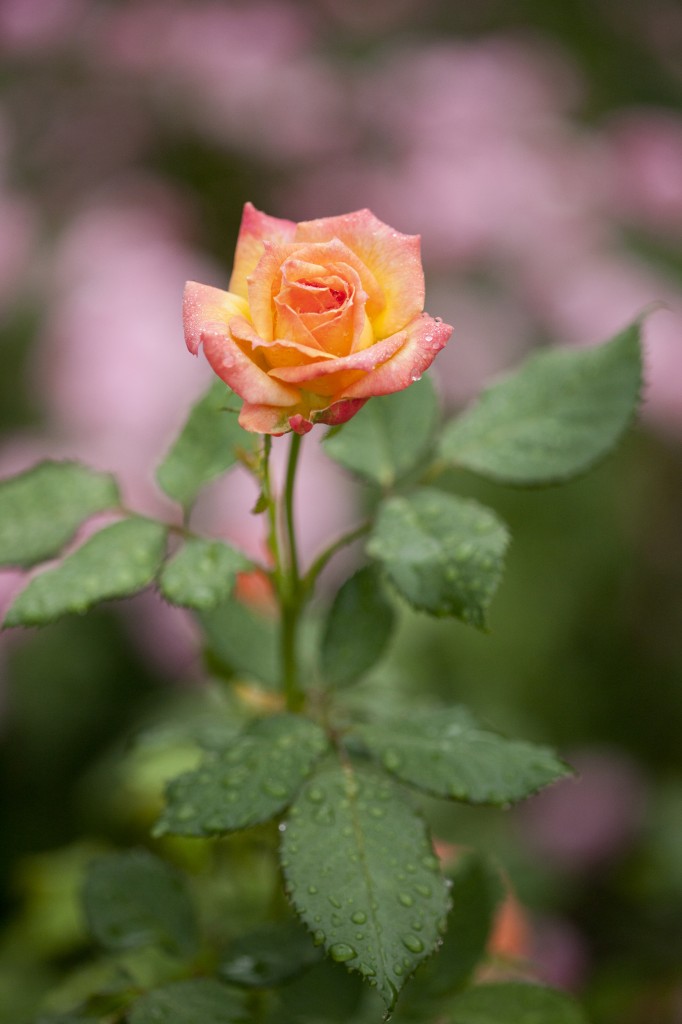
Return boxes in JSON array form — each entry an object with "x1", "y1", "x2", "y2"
[{"x1": 0, "y1": 204, "x2": 643, "y2": 1024}]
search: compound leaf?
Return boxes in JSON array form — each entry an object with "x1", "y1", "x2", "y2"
[
  {"x1": 82, "y1": 849, "x2": 198, "y2": 957},
  {"x1": 0, "y1": 460, "x2": 119, "y2": 569},
  {"x1": 155, "y1": 714, "x2": 329, "y2": 837},
  {"x1": 281, "y1": 759, "x2": 451, "y2": 1012},
  {"x1": 199, "y1": 595, "x2": 278, "y2": 687},
  {"x1": 447, "y1": 982, "x2": 589, "y2": 1024},
  {"x1": 159, "y1": 537, "x2": 252, "y2": 610},
  {"x1": 156, "y1": 380, "x2": 257, "y2": 509},
  {"x1": 319, "y1": 566, "x2": 395, "y2": 688},
  {"x1": 423, "y1": 853, "x2": 504, "y2": 995},
  {"x1": 439, "y1": 323, "x2": 642, "y2": 486},
  {"x1": 129, "y1": 979, "x2": 247, "y2": 1024},
  {"x1": 219, "y1": 920, "x2": 322, "y2": 988},
  {"x1": 353, "y1": 707, "x2": 571, "y2": 806},
  {"x1": 367, "y1": 489, "x2": 508, "y2": 630},
  {"x1": 325, "y1": 376, "x2": 438, "y2": 487},
  {"x1": 5, "y1": 518, "x2": 167, "y2": 627}
]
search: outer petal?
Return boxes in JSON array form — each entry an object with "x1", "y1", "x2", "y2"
[
  {"x1": 184, "y1": 282, "x2": 250, "y2": 355},
  {"x1": 295, "y1": 209, "x2": 425, "y2": 338},
  {"x1": 338, "y1": 315, "x2": 453, "y2": 399},
  {"x1": 315, "y1": 398, "x2": 368, "y2": 426},
  {"x1": 201, "y1": 327, "x2": 300, "y2": 408},
  {"x1": 228, "y1": 202, "x2": 296, "y2": 300},
  {"x1": 238, "y1": 402, "x2": 295, "y2": 435}
]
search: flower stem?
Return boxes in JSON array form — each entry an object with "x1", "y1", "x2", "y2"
[{"x1": 280, "y1": 432, "x2": 304, "y2": 712}]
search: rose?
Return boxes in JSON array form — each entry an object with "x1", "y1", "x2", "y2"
[{"x1": 184, "y1": 203, "x2": 453, "y2": 434}]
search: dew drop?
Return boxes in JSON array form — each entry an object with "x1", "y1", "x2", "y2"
[
  {"x1": 398, "y1": 892, "x2": 414, "y2": 907},
  {"x1": 314, "y1": 806, "x2": 335, "y2": 825},
  {"x1": 308, "y1": 884, "x2": 318, "y2": 895},
  {"x1": 313, "y1": 929, "x2": 326, "y2": 946},
  {"x1": 351, "y1": 910, "x2": 367, "y2": 924},
  {"x1": 263, "y1": 780, "x2": 287, "y2": 798},
  {"x1": 329, "y1": 943, "x2": 357, "y2": 963},
  {"x1": 306, "y1": 786, "x2": 325, "y2": 804},
  {"x1": 328, "y1": 895, "x2": 342, "y2": 909},
  {"x1": 415, "y1": 883, "x2": 432, "y2": 898},
  {"x1": 369, "y1": 806, "x2": 386, "y2": 819},
  {"x1": 382, "y1": 750, "x2": 402, "y2": 771},
  {"x1": 392, "y1": 963, "x2": 404, "y2": 976},
  {"x1": 402, "y1": 933, "x2": 424, "y2": 953}
]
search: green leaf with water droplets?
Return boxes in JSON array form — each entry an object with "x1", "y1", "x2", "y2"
[
  {"x1": 0, "y1": 460, "x2": 120, "y2": 569},
  {"x1": 367, "y1": 489, "x2": 509, "y2": 630},
  {"x1": 446, "y1": 982, "x2": 589, "y2": 1023},
  {"x1": 280, "y1": 759, "x2": 451, "y2": 1013},
  {"x1": 156, "y1": 379, "x2": 257, "y2": 509},
  {"x1": 320, "y1": 565, "x2": 395, "y2": 688},
  {"x1": 129, "y1": 979, "x2": 248, "y2": 1024},
  {"x1": 4, "y1": 518, "x2": 167, "y2": 627},
  {"x1": 353, "y1": 707, "x2": 571, "y2": 806},
  {"x1": 154, "y1": 714, "x2": 329, "y2": 837},
  {"x1": 158, "y1": 537, "x2": 252, "y2": 610},
  {"x1": 324, "y1": 376, "x2": 439, "y2": 487},
  {"x1": 82, "y1": 849, "x2": 198, "y2": 957},
  {"x1": 439, "y1": 323, "x2": 642, "y2": 486}
]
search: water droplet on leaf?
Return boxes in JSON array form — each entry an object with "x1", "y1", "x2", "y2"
[{"x1": 329, "y1": 943, "x2": 357, "y2": 963}]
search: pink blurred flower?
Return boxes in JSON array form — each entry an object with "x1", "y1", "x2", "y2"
[
  {"x1": 520, "y1": 748, "x2": 647, "y2": 872},
  {"x1": 530, "y1": 916, "x2": 590, "y2": 991},
  {"x1": 606, "y1": 109, "x2": 682, "y2": 233},
  {"x1": 0, "y1": 0, "x2": 86, "y2": 53},
  {"x1": 96, "y1": 1, "x2": 349, "y2": 160},
  {"x1": 32, "y1": 183, "x2": 215, "y2": 515}
]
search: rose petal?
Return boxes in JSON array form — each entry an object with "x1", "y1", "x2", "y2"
[
  {"x1": 295, "y1": 209, "x2": 424, "y2": 337},
  {"x1": 183, "y1": 282, "x2": 250, "y2": 355},
  {"x1": 315, "y1": 398, "x2": 368, "y2": 426},
  {"x1": 238, "y1": 401, "x2": 293, "y2": 435},
  {"x1": 230, "y1": 314, "x2": 337, "y2": 369},
  {"x1": 267, "y1": 325, "x2": 408, "y2": 396},
  {"x1": 201, "y1": 325, "x2": 300, "y2": 408},
  {"x1": 339, "y1": 315, "x2": 453, "y2": 399},
  {"x1": 229, "y1": 202, "x2": 296, "y2": 300},
  {"x1": 247, "y1": 238, "x2": 378, "y2": 346}
]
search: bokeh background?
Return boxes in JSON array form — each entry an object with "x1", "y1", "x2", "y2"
[{"x1": 1, "y1": 1, "x2": 681, "y2": 1021}]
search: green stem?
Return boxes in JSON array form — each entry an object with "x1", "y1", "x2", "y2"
[
  {"x1": 280, "y1": 432, "x2": 304, "y2": 712},
  {"x1": 301, "y1": 521, "x2": 372, "y2": 598},
  {"x1": 284, "y1": 432, "x2": 302, "y2": 584}
]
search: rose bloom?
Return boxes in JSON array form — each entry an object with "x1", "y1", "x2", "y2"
[{"x1": 184, "y1": 203, "x2": 453, "y2": 434}]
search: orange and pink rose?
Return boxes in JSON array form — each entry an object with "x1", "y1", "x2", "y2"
[{"x1": 184, "y1": 203, "x2": 453, "y2": 434}]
